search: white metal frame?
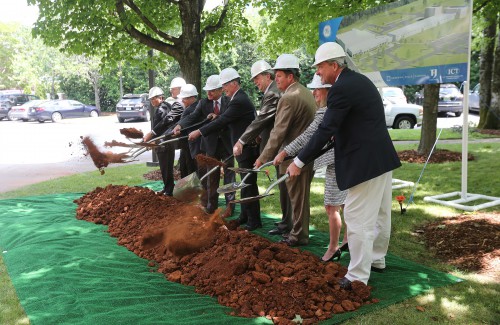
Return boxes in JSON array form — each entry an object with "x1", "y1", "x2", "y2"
[{"x1": 424, "y1": 1, "x2": 500, "y2": 212}]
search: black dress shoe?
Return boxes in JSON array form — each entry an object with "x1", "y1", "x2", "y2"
[
  {"x1": 321, "y1": 249, "x2": 342, "y2": 262},
  {"x1": 338, "y1": 277, "x2": 352, "y2": 290},
  {"x1": 371, "y1": 266, "x2": 386, "y2": 273},
  {"x1": 274, "y1": 221, "x2": 280, "y2": 226},
  {"x1": 244, "y1": 224, "x2": 262, "y2": 231},
  {"x1": 279, "y1": 238, "x2": 306, "y2": 247},
  {"x1": 268, "y1": 228, "x2": 284, "y2": 236},
  {"x1": 339, "y1": 242, "x2": 349, "y2": 252},
  {"x1": 237, "y1": 218, "x2": 248, "y2": 225}
]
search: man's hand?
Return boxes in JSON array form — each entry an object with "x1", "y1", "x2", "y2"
[
  {"x1": 233, "y1": 142, "x2": 243, "y2": 156},
  {"x1": 286, "y1": 162, "x2": 302, "y2": 178},
  {"x1": 207, "y1": 113, "x2": 218, "y2": 120},
  {"x1": 273, "y1": 150, "x2": 288, "y2": 166},
  {"x1": 143, "y1": 132, "x2": 153, "y2": 142},
  {"x1": 254, "y1": 159, "x2": 263, "y2": 169},
  {"x1": 172, "y1": 125, "x2": 182, "y2": 136},
  {"x1": 188, "y1": 129, "x2": 201, "y2": 141}
]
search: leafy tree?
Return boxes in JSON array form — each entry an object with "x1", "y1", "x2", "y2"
[{"x1": 29, "y1": 0, "x2": 255, "y2": 91}]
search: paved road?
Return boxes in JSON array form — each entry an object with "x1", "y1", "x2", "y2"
[{"x1": 0, "y1": 115, "x2": 155, "y2": 193}]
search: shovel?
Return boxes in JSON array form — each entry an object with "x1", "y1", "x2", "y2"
[
  {"x1": 173, "y1": 154, "x2": 234, "y2": 202},
  {"x1": 230, "y1": 174, "x2": 289, "y2": 204},
  {"x1": 228, "y1": 141, "x2": 335, "y2": 204},
  {"x1": 123, "y1": 136, "x2": 189, "y2": 162},
  {"x1": 217, "y1": 160, "x2": 274, "y2": 194}
]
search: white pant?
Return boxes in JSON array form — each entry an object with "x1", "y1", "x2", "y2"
[{"x1": 344, "y1": 171, "x2": 392, "y2": 284}]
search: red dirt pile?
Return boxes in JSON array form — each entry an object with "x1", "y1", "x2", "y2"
[
  {"x1": 74, "y1": 185, "x2": 375, "y2": 324},
  {"x1": 81, "y1": 136, "x2": 130, "y2": 174},
  {"x1": 119, "y1": 127, "x2": 144, "y2": 139}
]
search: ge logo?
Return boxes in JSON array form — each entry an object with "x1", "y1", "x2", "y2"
[{"x1": 323, "y1": 25, "x2": 331, "y2": 38}]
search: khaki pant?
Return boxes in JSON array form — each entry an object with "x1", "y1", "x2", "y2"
[{"x1": 286, "y1": 164, "x2": 314, "y2": 244}]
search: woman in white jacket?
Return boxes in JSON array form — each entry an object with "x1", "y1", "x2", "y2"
[{"x1": 273, "y1": 74, "x2": 348, "y2": 262}]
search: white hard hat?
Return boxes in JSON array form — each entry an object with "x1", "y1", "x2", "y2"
[
  {"x1": 203, "y1": 75, "x2": 222, "y2": 91},
  {"x1": 178, "y1": 84, "x2": 198, "y2": 98},
  {"x1": 272, "y1": 54, "x2": 300, "y2": 70},
  {"x1": 307, "y1": 74, "x2": 332, "y2": 89},
  {"x1": 219, "y1": 68, "x2": 240, "y2": 85},
  {"x1": 312, "y1": 42, "x2": 346, "y2": 66},
  {"x1": 251, "y1": 60, "x2": 272, "y2": 79},
  {"x1": 169, "y1": 77, "x2": 186, "y2": 89},
  {"x1": 148, "y1": 86, "x2": 164, "y2": 99}
]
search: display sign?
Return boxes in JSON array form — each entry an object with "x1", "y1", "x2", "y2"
[{"x1": 319, "y1": 0, "x2": 472, "y2": 87}]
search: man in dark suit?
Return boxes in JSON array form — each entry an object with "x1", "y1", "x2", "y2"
[
  {"x1": 289, "y1": 42, "x2": 402, "y2": 289},
  {"x1": 177, "y1": 84, "x2": 199, "y2": 177},
  {"x1": 173, "y1": 75, "x2": 236, "y2": 215},
  {"x1": 143, "y1": 86, "x2": 184, "y2": 196},
  {"x1": 189, "y1": 68, "x2": 261, "y2": 231},
  {"x1": 233, "y1": 60, "x2": 293, "y2": 236}
]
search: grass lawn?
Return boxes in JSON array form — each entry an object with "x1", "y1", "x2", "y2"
[{"x1": 1, "y1": 140, "x2": 499, "y2": 324}]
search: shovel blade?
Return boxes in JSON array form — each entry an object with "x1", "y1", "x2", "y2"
[
  {"x1": 173, "y1": 172, "x2": 203, "y2": 202},
  {"x1": 217, "y1": 182, "x2": 251, "y2": 194}
]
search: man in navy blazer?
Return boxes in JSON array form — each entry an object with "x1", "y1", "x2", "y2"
[
  {"x1": 288, "y1": 42, "x2": 401, "y2": 289},
  {"x1": 189, "y1": 68, "x2": 262, "y2": 231}
]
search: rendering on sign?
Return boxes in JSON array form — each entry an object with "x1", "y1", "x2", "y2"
[{"x1": 319, "y1": 0, "x2": 471, "y2": 87}]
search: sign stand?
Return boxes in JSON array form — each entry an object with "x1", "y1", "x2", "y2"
[{"x1": 423, "y1": 3, "x2": 500, "y2": 211}]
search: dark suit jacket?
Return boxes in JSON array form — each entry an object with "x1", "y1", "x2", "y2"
[
  {"x1": 180, "y1": 101, "x2": 201, "y2": 158},
  {"x1": 178, "y1": 96, "x2": 232, "y2": 157},
  {"x1": 297, "y1": 68, "x2": 401, "y2": 190},
  {"x1": 239, "y1": 81, "x2": 281, "y2": 152},
  {"x1": 199, "y1": 88, "x2": 258, "y2": 163},
  {"x1": 151, "y1": 101, "x2": 183, "y2": 152}
]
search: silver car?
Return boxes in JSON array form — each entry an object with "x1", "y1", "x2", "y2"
[{"x1": 8, "y1": 100, "x2": 49, "y2": 121}]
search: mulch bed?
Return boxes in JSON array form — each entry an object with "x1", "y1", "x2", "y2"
[
  {"x1": 418, "y1": 212, "x2": 499, "y2": 280},
  {"x1": 398, "y1": 149, "x2": 473, "y2": 164}
]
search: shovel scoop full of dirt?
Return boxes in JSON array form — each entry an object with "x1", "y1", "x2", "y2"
[
  {"x1": 142, "y1": 210, "x2": 224, "y2": 257},
  {"x1": 120, "y1": 127, "x2": 144, "y2": 139}
]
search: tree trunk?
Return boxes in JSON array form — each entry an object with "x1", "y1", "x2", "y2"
[
  {"x1": 176, "y1": 47, "x2": 202, "y2": 93},
  {"x1": 478, "y1": 13, "x2": 497, "y2": 129},
  {"x1": 418, "y1": 83, "x2": 439, "y2": 155},
  {"x1": 482, "y1": 17, "x2": 500, "y2": 129}
]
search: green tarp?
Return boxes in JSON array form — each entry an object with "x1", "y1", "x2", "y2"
[{"x1": 0, "y1": 184, "x2": 461, "y2": 324}]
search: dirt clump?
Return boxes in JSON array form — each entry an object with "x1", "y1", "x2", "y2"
[
  {"x1": 419, "y1": 212, "x2": 499, "y2": 280},
  {"x1": 196, "y1": 154, "x2": 227, "y2": 168},
  {"x1": 104, "y1": 140, "x2": 131, "y2": 148},
  {"x1": 120, "y1": 127, "x2": 144, "y2": 139},
  {"x1": 81, "y1": 136, "x2": 129, "y2": 174},
  {"x1": 74, "y1": 185, "x2": 374, "y2": 323},
  {"x1": 398, "y1": 149, "x2": 474, "y2": 164}
]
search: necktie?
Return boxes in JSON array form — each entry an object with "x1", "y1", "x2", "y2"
[{"x1": 213, "y1": 101, "x2": 219, "y2": 115}]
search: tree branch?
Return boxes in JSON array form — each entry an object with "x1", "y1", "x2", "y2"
[
  {"x1": 122, "y1": 0, "x2": 178, "y2": 43},
  {"x1": 115, "y1": 0, "x2": 179, "y2": 57},
  {"x1": 200, "y1": 0, "x2": 229, "y2": 41}
]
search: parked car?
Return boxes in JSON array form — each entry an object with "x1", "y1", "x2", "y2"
[
  {"x1": 383, "y1": 97, "x2": 423, "y2": 129},
  {"x1": 0, "y1": 93, "x2": 40, "y2": 121},
  {"x1": 382, "y1": 87, "x2": 407, "y2": 104},
  {"x1": 415, "y1": 84, "x2": 463, "y2": 117},
  {"x1": 30, "y1": 100, "x2": 100, "y2": 123},
  {"x1": 469, "y1": 83, "x2": 480, "y2": 113},
  {"x1": 115, "y1": 93, "x2": 150, "y2": 122},
  {"x1": 0, "y1": 100, "x2": 13, "y2": 120},
  {"x1": 8, "y1": 100, "x2": 49, "y2": 121}
]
